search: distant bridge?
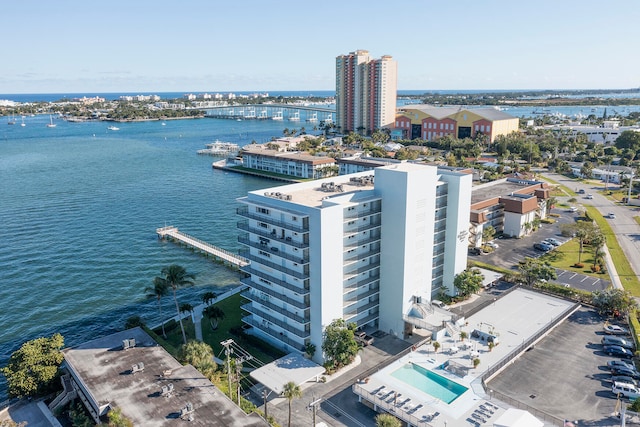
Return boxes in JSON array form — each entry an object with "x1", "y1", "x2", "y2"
[{"x1": 200, "y1": 103, "x2": 335, "y2": 123}]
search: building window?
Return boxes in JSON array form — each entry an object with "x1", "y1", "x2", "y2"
[
  {"x1": 486, "y1": 125, "x2": 491, "y2": 132},
  {"x1": 259, "y1": 222, "x2": 268, "y2": 228},
  {"x1": 257, "y1": 207, "x2": 269, "y2": 215}
]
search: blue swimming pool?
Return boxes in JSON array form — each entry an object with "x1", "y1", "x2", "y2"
[{"x1": 391, "y1": 363, "x2": 468, "y2": 404}]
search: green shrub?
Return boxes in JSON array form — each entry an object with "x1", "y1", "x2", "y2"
[
  {"x1": 573, "y1": 263, "x2": 585, "y2": 268},
  {"x1": 541, "y1": 218, "x2": 556, "y2": 224}
]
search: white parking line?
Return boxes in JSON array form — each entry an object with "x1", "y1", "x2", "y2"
[
  {"x1": 569, "y1": 273, "x2": 578, "y2": 280},
  {"x1": 581, "y1": 276, "x2": 589, "y2": 282},
  {"x1": 557, "y1": 271, "x2": 567, "y2": 277},
  {"x1": 591, "y1": 279, "x2": 599, "y2": 286}
]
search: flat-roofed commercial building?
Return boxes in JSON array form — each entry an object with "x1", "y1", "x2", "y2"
[
  {"x1": 469, "y1": 177, "x2": 550, "y2": 243},
  {"x1": 393, "y1": 105, "x2": 519, "y2": 143},
  {"x1": 237, "y1": 163, "x2": 471, "y2": 363},
  {"x1": 336, "y1": 50, "x2": 397, "y2": 134},
  {"x1": 58, "y1": 327, "x2": 269, "y2": 427}
]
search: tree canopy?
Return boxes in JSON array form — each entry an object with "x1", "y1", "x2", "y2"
[
  {"x1": 454, "y1": 268, "x2": 484, "y2": 297},
  {"x1": 179, "y1": 340, "x2": 217, "y2": 380},
  {"x1": 518, "y1": 257, "x2": 557, "y2": 287},
  {"x1": 376, "y1": 413, "x2": 402, "y2": 427},
  {"x1": 321, "y1": 319, "x2": 359, "y2": 371},
  {"x1": 615, "y1": 130, "x2": 640, "y2": 152},
  {"x1": 1, "y1": 333, "x2": 65, "y2": 398},
  {"x1": 592, "y1": 288, "x2": 637, "y2": 316}
]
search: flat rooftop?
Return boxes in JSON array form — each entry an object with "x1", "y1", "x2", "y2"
[
  {"x1": 253, "y1": 163, "x2": 444, "y2": 208},
  {"x1": 471, "y1": 179, "x2": 536, "y2": 206},
  {"x1": 355, "y1": 288, "x2": 576, "y2": 426},
  {"x1": 63, "y1": 327, "x2": 268, "y2": 427}
]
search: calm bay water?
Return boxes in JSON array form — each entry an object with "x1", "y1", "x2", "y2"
[{"x1": 0, "y1": 115, "x2": 290, "y2": 379}]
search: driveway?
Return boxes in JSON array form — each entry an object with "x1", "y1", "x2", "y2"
[{"x1": 541, "y1": 172, "x2": 640, "y2": 286}]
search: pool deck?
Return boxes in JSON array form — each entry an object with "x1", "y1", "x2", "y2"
[{"x1": 354, "y1": 288, "x2": 576, "y2": 426}]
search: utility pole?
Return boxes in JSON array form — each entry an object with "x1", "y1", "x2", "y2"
[
  {"x1": 221, "y1": 339, "x2": 234, "y2": 399},
  {"x1": 308, "y1": 397, "x2": 321, "y2": 426},
  {"x1": 262, "y1": 389, "x2": 271, "y2": 421}
]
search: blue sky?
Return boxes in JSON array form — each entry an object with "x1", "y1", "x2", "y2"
[{"x1": 2, "y1": 0, "x2": 639, "y2": 93}]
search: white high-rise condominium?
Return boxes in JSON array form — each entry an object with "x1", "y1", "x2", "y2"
[
  {"x1": 237, "y1": 163, "x2": 471, "y2": 363},
  {"x1": 335, "y1": 50, "x2": 397, "y2": 135}
]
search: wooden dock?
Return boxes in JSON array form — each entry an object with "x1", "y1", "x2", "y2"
[{"x1": 156, "y1": 226, "x2": 249, "y2": 267}]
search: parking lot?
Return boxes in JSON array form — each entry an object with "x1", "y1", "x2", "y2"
[
  {"x1": 486, "y1": 307, "x2": 630, "y2": 424},
  {"x1": 470, "y1": 207, "x2": 610, "y2": 291}
]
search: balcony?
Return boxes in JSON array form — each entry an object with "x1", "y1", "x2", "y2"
[
  {"x1": 239, "y1": 250, "x2": 308, "y2": 280},
  {"x1": 240, "y1": 265, "x2": 309, "y2": 294},
  {"x1": 343, "y1": 204, "x2": 381, "y2": 219},
  {"x1": 237, "y1": 207, "x2": 309, "y2": 233},
  {"x1": 241, "y1": 291, "x2": 310, "y2": 324},
  {"x1": 344, "y1": 260, "x2": 380, "y2": 279},
  {"x1": 242, "y1": 316, "x2": 305, "y2": 350},
  {"x1": 343, "y1": 248, "x2": 379, "y2": 264},
  {"x1": 238, "y1": 236, "x2": 309, "y2": 264},
  {"x1": 344, "y1": 274, "x2": 380, "y2": 292},
  {"x1": 343, "y1": 286, "x2": 380, "y2": 306},
  {"x1": 352, "y1": 312, "x2": 379, "y2": 328},
  {"x1": 241, "y1": 303, "x2": 310, "y2": 339},
  {"x1": 343, "y1": 221, "x2": 381, "y2": 237},
  {"x1": 240, "y1": 277, "x2": 308, "y2": 310},
  {"x1": 343, "y1": 235, "x2": 381, "y2": 250},
  {"x1": 237, "y1": 222, "x2": 309, "y2": 249}
]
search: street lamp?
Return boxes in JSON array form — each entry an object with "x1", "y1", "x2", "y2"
[{"x1": 628, "y1": 171, "x2": 634, "y2": 206}]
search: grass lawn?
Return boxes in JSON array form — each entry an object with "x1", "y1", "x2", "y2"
[
  {"x1": 634, "y1": 216, "x2": 640, "y2": 226},
  {"x1": 152, "y1": 293, "x2": 285, "y2": 365},
  {"x1": 540, "y1": 239, "x2": 606, "y2": 278},
  {"x1": 585, "y1": 207, "x2": 640, "y2": 295}
]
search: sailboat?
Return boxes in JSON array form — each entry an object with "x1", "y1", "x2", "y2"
[
  {"x1": 20, "y1": 116, "x2": 26, "y2": 127},
  {"x1": 47, "y1": 115, "x2": 56, "y2": 128},
  {"x1": 7, "y1": 114, "x2": 16, "y2": 125}
]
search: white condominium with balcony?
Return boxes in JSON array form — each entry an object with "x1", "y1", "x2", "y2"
[{"x1": 237, "y1": 163, "x2": 471, "y2": 363}]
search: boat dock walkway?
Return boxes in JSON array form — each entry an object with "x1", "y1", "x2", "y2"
[{"x1": 156, "y1": 226, "x2": 249, "y2": 267}]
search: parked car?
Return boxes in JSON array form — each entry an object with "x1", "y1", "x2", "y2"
[
  {"x1": 542, "y1": 238, "x2": 561, "y2": 247},
  {"x1": 586, "y1": 194, "x2": 594, "y2": 199},
  {"x1": 534, "y1": 242, "x2": 553, "y2": 252},
  {"x1": 604, "y1": 345, "x2": 635, "y2": 358},
  {"x1": 468, "y1": 247, "x2": 482, "y2": 255},
  {"x1": 431, "y1": 299, "x2": 449, "y2": 311},
  {"x1": 610, "y1": 366, "x2": 640, "y2": 378},
  {"x1": 611, "y1": 376, "x2": 638, "y2": 386},
  {"x1": 608, "y1": 360, "x2": 636, "y2": 370},
  {"x1": 577, "y1": 189, "x2": 586, "y2": 194},
  {"x1": 355, "y1": 331, "x2": 374, "y2": 346},
  {"x1": 485, "y1": 241, "x2": 499, "y2": 249},
  {"x1": 569, "y1": 206, "x2": 578, "y2": 213},
  {"x1": 612, "y1": 382, "x2": 640, "y2": 399},
  {"x1": 608, "y1": 213, "x2": 616, "y2": 219},
  {"x1": 604, "y1": 324, "x2": 630, "y2": 335},
  {"x1": 602, "y1": 336, "x2": 635, "y2": 350}
]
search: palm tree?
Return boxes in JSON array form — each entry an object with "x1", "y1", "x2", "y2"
[
  {"x1": 203, "y1": 305, "x2": 225, "y2": 330},
  {"x1": 281, "y1": 381, "x2": 302, "y2": 427},
  {"x1": 145, "y1": 278, "x2": 170, "y2": 338},
  {"x1": 155, "y1": 264, "x2": 196, "y2": 345},
  {"x1": 201, "y1": 291, "x2": 218, "y2": 306}
]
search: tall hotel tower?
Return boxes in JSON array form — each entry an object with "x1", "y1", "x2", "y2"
[
  {"x1": 237, "y1": 164, "x2": 471, "y2": 363},
  {"x1": 335, "y1": 50, "x2": 398, "y2": 134}
]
